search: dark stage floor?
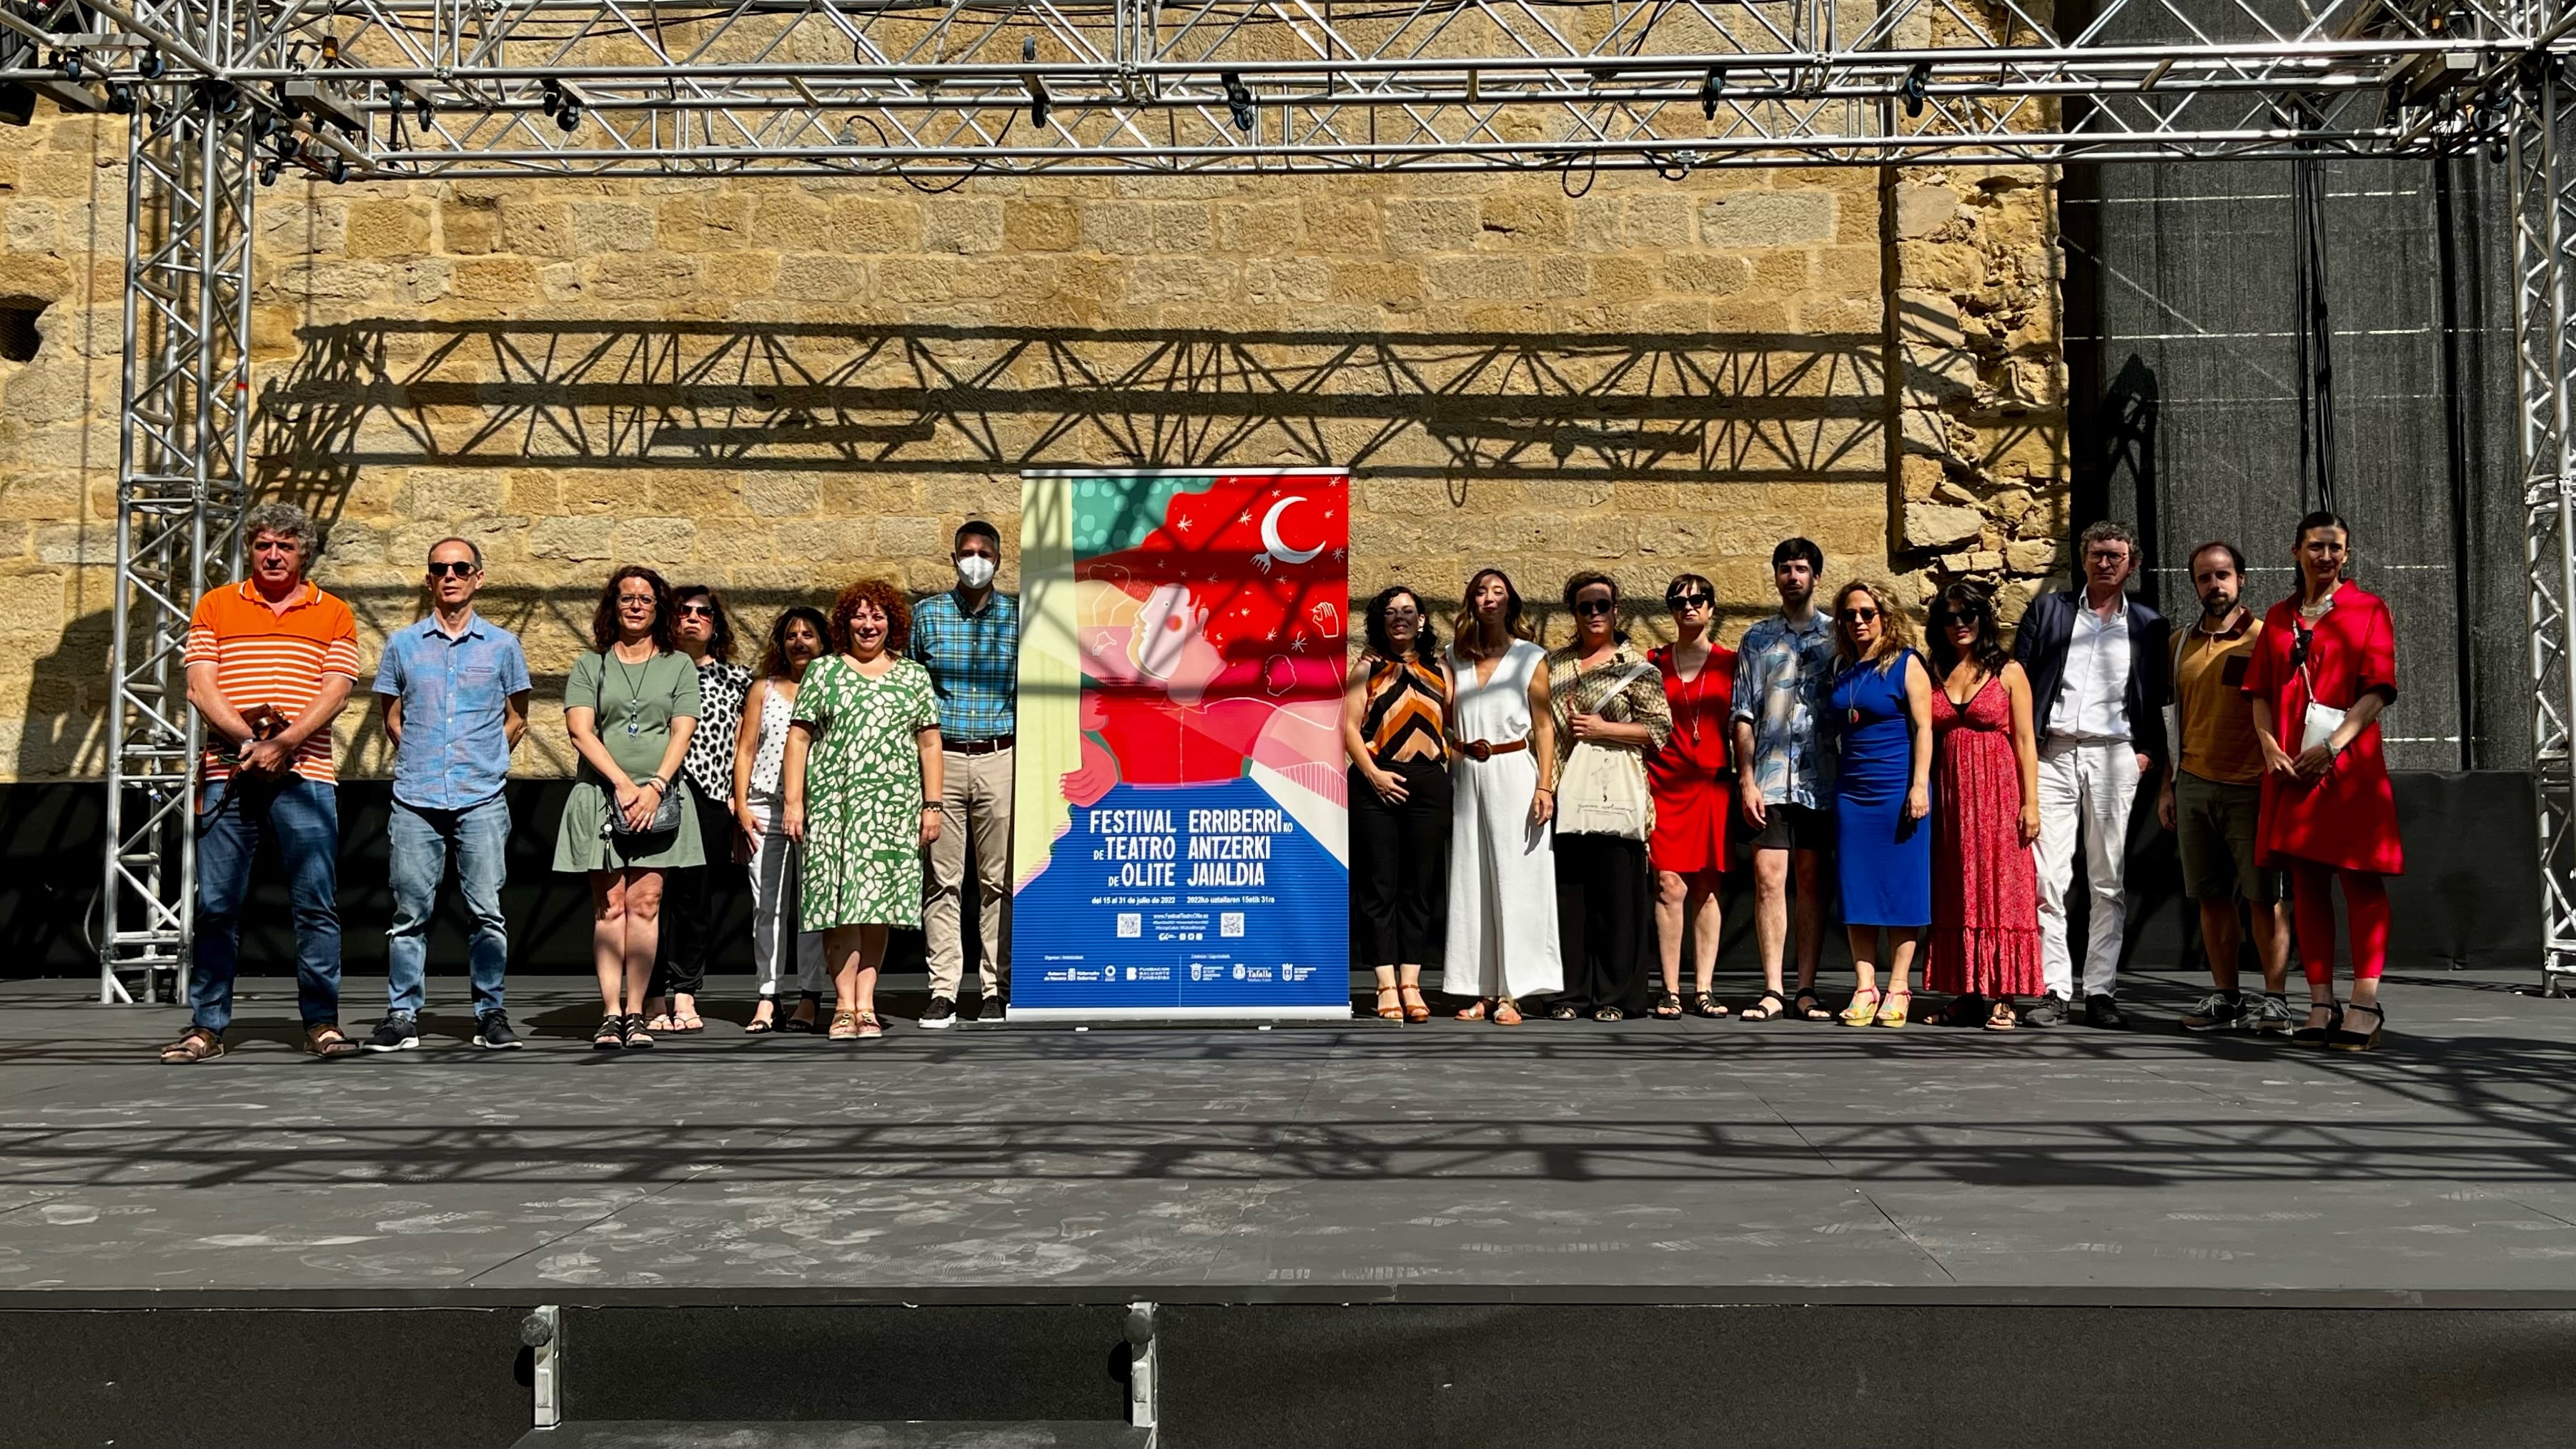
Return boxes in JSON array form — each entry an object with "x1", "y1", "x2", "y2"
[{"x1": 3, "y1": 968, "x2": 2574, "y2": 1302}]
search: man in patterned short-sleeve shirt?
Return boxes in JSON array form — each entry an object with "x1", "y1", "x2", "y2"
[
  {"x1": 910, "y1": 519, "x2": 1021, "y2": 1026},
  {"x1": 1729, "y1": 537, "x2": 1839, "y2": 1022}
]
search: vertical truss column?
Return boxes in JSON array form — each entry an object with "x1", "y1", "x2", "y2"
[{"x1": 101, "y1": 79, "x2": 255, "y2": 1004}]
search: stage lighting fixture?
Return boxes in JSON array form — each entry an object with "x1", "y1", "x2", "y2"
[
  {"x1": 137, "y1": 49, "x2": 162, "y2": 79},
  {"x1": 1023, "y1": 35, "x2": 1049, "y2": 127},
  {"x1": 1700, "y1": 67, "x2": 1721, "y2": 120},
  {"x1": 1222, "y1": 71, "x2": 1254, "y2": 132},
  {"x1": 284, "y1": 75, "x2": 365, "y2": 132},
  {"x1": 1902, "y1": 63, "x2": 1928, "y2": 119}
]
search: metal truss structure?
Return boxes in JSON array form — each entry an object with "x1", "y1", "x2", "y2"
[{"x1": 56, "y1": 0, "x2": 2576, "y2": 997}]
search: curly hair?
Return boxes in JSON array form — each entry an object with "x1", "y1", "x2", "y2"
[
  {"x1": 1831, "y1": 578, "x2": 1916, "y2": 673},
  {"x1": 590, "y1": 565, "x2": 676, "y2": 653},
  {"x1": 828, "y1": 576, "x2": 912, "y2": 656},
  {"x1": 1362, "y1": 586, "x2": 1439, "y2": 665}
]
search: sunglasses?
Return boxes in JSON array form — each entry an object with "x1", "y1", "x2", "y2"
[
  {"x1": 426, "y1": 560, "x2": 478, "y2": 578},
  {"x1": 1841, "y1": 607, "x2": 1881, "y2": 623},
  {"x1": 677, "y1": 602, "x2": 716, "y2": 618},
  {"x1": 1666, "y1": 593, "x2": 1713, "y2": 610},
  {"x1": 1573, "y1": 599, "x2": 1618, "y2": 616}
]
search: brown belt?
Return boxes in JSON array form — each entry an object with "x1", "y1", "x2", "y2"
[
  {"x1": 947, "y1": 734, "x2": 1014, "y2": 756},
  {"x1": 1453, "y1": 736, "x2": 1529, "y2": 762}
]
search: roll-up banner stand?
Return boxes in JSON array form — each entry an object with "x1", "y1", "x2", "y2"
[{"x1": 1008, "y1": 469, "x2": 1354, "y2": 1022}]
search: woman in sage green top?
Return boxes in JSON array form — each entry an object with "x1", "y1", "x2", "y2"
[{"x1": 555, "y1": 566, "x2": 702, "y2": 1050}]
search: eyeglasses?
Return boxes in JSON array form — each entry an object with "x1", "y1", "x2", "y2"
[
  {"x1": 1573, "y1": 599, "x2": 1618, "y2": 616},
  {"x1": 1666, "y1": 593, "x2": 1713, "y2": 610},
  {"x1": 677, "y1": 602, "x2": 716, "y2": 618},
  {"x1": 618, "y1": 593, "x2": 656, "y2": 607},
  {"x1": 426, "y1": 560, "x2": 478, "y2": 578},
  {"x1": 1841, "y1": 607, "x2": 1881, "y2": 623}
]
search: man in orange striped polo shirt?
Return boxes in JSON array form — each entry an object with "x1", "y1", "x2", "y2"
[{"x1": 157, "y1": 502, "x2": 364, "y2": 1064}]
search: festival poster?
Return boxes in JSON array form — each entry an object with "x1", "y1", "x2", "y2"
[{"x1": 1009, "y1": 468, "x2": 1352, "y2": 1020}]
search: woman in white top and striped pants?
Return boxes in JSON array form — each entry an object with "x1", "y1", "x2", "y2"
[{"x1": 732, "y1": 607, "x2": 833, "y2": 1032}]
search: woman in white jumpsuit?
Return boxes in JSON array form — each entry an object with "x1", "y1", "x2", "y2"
[{"x1": 1444, "y1": 568, "x2": 1564, "y2": 1022}]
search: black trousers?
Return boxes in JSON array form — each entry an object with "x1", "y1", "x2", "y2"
[
  {"x1": 1554, "y1": 832, "x2": 1653, "y2": 1015},
  {"x1": 650, "y1": 786, "x2": 735, "y2": 999},
  {"x1": 1349, "y1": 761, "x2": 1452, "y2": 968}
]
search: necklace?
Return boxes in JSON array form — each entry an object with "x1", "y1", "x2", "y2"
[
  {"x1": 610, "y1": 651, "x2": 653, "y2": 737},
  {"x1": 1669, "y1": 643, "x2": 1712, "y2": 746}
]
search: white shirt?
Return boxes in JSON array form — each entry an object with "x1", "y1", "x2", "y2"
[{"x1": 2051, "y1": 593, "x2": 2133, "y2": 741}]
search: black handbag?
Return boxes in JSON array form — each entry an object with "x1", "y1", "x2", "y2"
[{"x1": 590, "y1": 656, "x2": 688, "y2": 838}]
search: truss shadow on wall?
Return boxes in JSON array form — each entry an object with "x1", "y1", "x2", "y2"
[{"x1": 251, "y1": 320, "x2": 1890, "y2": 501}]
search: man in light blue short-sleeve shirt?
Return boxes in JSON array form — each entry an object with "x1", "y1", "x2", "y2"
[{"x1": 366, "y1": 536, "x2": 532, "y2": 1053}]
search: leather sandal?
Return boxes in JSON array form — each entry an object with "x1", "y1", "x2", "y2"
[
  {"x1": 1650, "y1": 991, "x2": 1684, "y2": 1019},
  {"x1": 2293, "y1": 1001, "x2": 2342, "y2": 1047},
  {"x1": 621, "y1": 1014, "x2": 656, "y2": 1049},
  {"x1": 1738, "y1": 990, "x2": 1788, "y2": 1022},
  {"x1": 1372, "y1": 985, "x2": 1404, "y2": 1021},
  {"x1": 159, "y1": 1026, "x2": 224, "y2": 1064},
  {"x1": 1400, "y1": 984, "x2": 1431, "y2": 1024},
  {"x1": 828, "y1": 1009, "x2": 861, "y2": 1041},
  {"x1": 593, "y1": 1016, "x2": 625, "y2": 1050},
  {"x1": 1455, "y1": 998, "x2": 1491, "y2": 1022},
  {"x1": 1689, "y1": 992, "x2": 1730, "y2": 1019},
  {"x1": 302, "y1": 1022, "x2": 358, "y2": 1059},
  {"x1": 1793, "y1": 988, "x2": 1836, "y2": 1022},
  {"x1": 1493, "y1": 997, "x2": 1523, "y2": 1025},
  {"x1": 2329, "y1": 1002, "x2": 2385, "y2": 1052},
  {"x1": 854, "y1": 1012, "x2": 884, "y2": 1040}
]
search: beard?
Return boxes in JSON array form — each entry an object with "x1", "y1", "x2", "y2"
[{"x1": 2199, "y1": 590, "x2": 2236, "y2": 620}]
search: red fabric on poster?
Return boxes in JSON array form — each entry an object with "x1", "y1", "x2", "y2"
[{"x1": 2241, "y1": 584, "x2": 2405, "y2": 876}]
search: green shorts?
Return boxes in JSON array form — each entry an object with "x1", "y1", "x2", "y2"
[{"x1": 2174, "y1": 770, "x2": 2282, "y2": 904}]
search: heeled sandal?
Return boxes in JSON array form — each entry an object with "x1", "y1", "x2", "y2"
[
  {"x1": 2292, "y1": 1000, "x2": 2342, "y2": 1047},
  {"x1": 2329, "y1": 1002, "x2": 2385, "y2": 1052},
  {"x1": 1876, "y1": 989, "x2": 1911, "y2": 1029},
  {"x1": 1400, "y1": 984, "x2": 1431, "y2": 1024},
  {"x1": 1372, "y1": 985, "x2": 1405, "y2": 1021},
  {"x1": 1838, "y1": 987, "x2": 1882, "y2": 1027}
]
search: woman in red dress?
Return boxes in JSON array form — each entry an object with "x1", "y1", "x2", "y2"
[
  {"x1": 2244, "y1": 510, "x2": 2402, "y2": 1052},
  {"x1": 1922, "y1": 583, "x2": 2044, "y2": 1030},
  {"x1": 1646, "y1": 573, "x2": 1737, "y2": 1019}
]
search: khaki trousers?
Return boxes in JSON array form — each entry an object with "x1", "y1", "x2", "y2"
[{"x1": 926, "y1": 745, "x2": 1013, "y2": 999}]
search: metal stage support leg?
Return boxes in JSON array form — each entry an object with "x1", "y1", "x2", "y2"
[{"x1": 100, "y1": 74, "x2": 254, "y2": 1006}]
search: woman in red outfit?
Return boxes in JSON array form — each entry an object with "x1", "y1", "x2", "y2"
[
  {"x1": 1922, "y1": 584, "x2": 2044, "y2": 1031},
  {"x1": 2244, "y1": 511, "x2": 2402, "y2": 1052},
  {"x1": 1646, "y1": 573, "x2": 1738, "y2": 1019}
]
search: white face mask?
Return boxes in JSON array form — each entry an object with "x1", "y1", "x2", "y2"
[{"x1": 956, "y1": 555, "x2": 997, "y2": 590}]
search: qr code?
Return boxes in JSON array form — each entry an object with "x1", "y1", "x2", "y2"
[
  {"x1": 1220, "y1": 912, "x2": 1245, "y2": 938},
  {"x1": 1116, "y1": 912, "x2": 1141, "y2": 938}
]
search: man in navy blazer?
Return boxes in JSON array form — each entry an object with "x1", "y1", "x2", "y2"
[{"x1": 2011, "y1": 520, "x2": 2170, "y2": 1029}]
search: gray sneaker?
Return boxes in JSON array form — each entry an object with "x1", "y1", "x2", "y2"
[
  {"x1": 2247, "y1": 992, "x2": 2299, "y2": 1036},
  {"x1": 2179, "y1": 991, "x2": 2244, "y2": 1033},
  {"x1": 362, "y1": 1012, "x2": 420, "y2": 1053}
]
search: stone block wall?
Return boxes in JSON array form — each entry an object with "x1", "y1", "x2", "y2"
[{"x1": 0, "y1": 107, "x2": 2066, "y2": 781}]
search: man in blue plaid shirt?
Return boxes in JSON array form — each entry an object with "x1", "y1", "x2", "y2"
[{"x1": 911, "y1": 519, "x2": 1021, "y2": 1026}]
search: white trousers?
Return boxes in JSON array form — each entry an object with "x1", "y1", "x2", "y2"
[
  {"x1": 2033, "y1": 736, "x2": 2140, "y2": 1000},
  {"x1": 744, "y1": 795, "x2": 828, "y2": 998}
]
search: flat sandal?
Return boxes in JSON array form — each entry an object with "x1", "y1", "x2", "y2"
[{"x1": 1690, "y1": 992, "x2": 1730, "y2": 1019}]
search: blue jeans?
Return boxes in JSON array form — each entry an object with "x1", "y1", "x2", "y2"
[
  {"x1": 192, "y1": 774, "x2": 342, "y2": 1033},
  {"x1": 386, "y1": 794, "x2": 512, "y2": 1016}
]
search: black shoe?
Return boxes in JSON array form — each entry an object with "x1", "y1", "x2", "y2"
[
  {"x1": 2021, "y1": 992, "x2": 2067, "y2": 1028},
  {"x1": 2085, "y1": 994, "x2": 2126, "y2": 1029},
  {"x1": 592, "y1": 1016, "x2": 625, "y2": 1050},
  {"x1": 918, "y1": 996, "x2": 959, "y2": 1030},
  {"x1": 974, "y1": 991, "x2": 1009, "y2": 1023},
  {"x1": 473, "y1": 1012, "x2": 523, "y2": 1051},
  {"x1": 621, "y1": 1013, "x2": 655, "y2": 1050},
  {"x1": 2327, "y1": 1002, "x2": 2384, "y2": 1052},
  {"x1": 362, "y1": 1012, "x2": 420, "y2": 1054}
]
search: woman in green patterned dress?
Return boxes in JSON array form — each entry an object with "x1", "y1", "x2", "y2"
[{"x1": 783, "y1": 577, "x2": 944, "y2": 1041}]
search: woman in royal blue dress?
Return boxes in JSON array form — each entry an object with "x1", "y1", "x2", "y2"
[{"x1": 1828, "y1": 580, "x2": 1933, "y2": 1028}]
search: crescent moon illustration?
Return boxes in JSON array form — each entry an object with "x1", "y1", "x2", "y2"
[{"x1": 1258, "y1": 496, "x2": 1325, "y2": 566}]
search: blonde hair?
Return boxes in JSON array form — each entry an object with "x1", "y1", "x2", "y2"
[{"x1": 1831, "y1": 579, "x2": 1915, "y2": 673}]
